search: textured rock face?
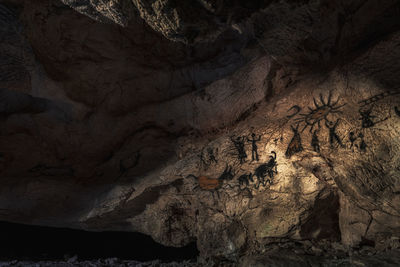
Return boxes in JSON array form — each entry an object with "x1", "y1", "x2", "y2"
[
  {"x1": 60, "y1": 0, "x2": 271, "y2": 43},
  {"x1": 60, "y1": 0, "x2": 137, "y2": 26},
  {"x1": 1, "y1": 0, "x2": 400, "y2": 263}
]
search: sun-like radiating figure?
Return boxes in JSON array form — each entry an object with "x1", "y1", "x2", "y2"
[{"x1": 294, "y1": 91, "x2": 346, "y2": 132}]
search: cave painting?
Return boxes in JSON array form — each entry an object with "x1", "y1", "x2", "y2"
[
  {"x1": 359, "y1": 107, "x2": 388, "y2": 128},
  {"x1": 253, "y1": 151, "x2": 277, "y2": 189},
  {"x1": 284, "y1": 90, "x2": 400, "y2": 156},
  {"x1": 238, "y1": 173, "x2": 254, "y2": 188},
  {"x1": 247, "y1": 133, "x2": 261, "y2": 161},
  {"x1": 230, "y1": 135, "x2": 247, "y2": 164},
  {"x1": 236, "y1": 151, "x2": 278, "y2": 190},
  {"x1": 284, "y1": 92, "x2": 347, "y2": 155},
  {"x1": 358, "y1": 91, "x2": 400, "y2": 107},
  {"x1": 349, "y1": 132, "x2": 357, "y2": 150},
  {"x1": 325, "y1": 119, "x2": 344, "y2": 149},
  {"x1": 200, "y1": 146, "x2": 218, "y2": 170},
  {"x1": 345, "y1": 91, "x2": 400, "y2": 154},
  {"x1": 348, "y1": 131, "x2": 368, "y2": 152},
  {"x1": 285, "y1": 124, "x2": 303, "y2": 158},
  {"x1": 189, "y1": 90, "x2": 399, "y2": 194},
  {"x1": 286, "y1": 105, "x2": 302, "y2": 119},
  {"x1": 207, "y1": 148, "x2": 218, "y2": 164},
  {"x1": 311, "y1": 129, "x2": 320, "y2": 153},
  {"x1": 294, "y1": 91, "x2": 345, "y2": 133},
  {"x1": 187, "y1": 165, "x2": 235, "y2": 199}
]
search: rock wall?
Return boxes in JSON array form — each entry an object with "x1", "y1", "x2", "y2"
[{"x1": 0, "y1": 0, "x2": 399, "y2": 263}]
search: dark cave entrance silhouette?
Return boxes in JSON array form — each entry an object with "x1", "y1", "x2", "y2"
[{"x1": 0, "y1": 221, "x2": 199, "y2": 262}]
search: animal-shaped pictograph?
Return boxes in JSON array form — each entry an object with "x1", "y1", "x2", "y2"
[
  {"x1": 238, "y1": 173, "x2": 254, "y2": 189},
  {"x1": 187, "y1": 165, "x2": 235, "y2": 199},
  {"x1": 253, "y1": 151, "x2": 277, "y2": 189}
]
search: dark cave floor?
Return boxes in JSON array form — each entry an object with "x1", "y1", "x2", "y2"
[{"x1": 1, "y1": 249, "x2": 399, "y2": 267}]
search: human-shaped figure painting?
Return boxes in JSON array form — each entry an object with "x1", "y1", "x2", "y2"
[
  {"x1": 311, "y1": 129, "x2": 320, "y2": 153},
  {"x1": 231, "y1": 136, "x2": 247, "y2": 164},
  {"x1": 207, "y1": 147, "x2": 218, "y2": 164},
  {"x1": 247, "y1": 133, "x2": 261, "y2": 161},
  {"x1": 325, "y1": 119, "x2": 344, "y2": 148}
]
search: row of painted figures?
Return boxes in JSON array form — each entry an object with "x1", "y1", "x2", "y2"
[
  {"x1": 228, "y1": 117, "x2": 368, "y2": 166},
  {"x1": 189, "y1": 151, "x2": 278, "y2": 193},
  {"x1": 192, "y1": 91, "x2": 400, "y2": 193},
  {"x1": 233, "y1": 95, "x2": 399, "y2": 161}
]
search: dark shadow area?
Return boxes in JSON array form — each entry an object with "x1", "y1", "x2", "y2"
[
  {"x1": 0, "y1": 221, "x2": 199, "y2": 262},
  {"x1": 300, "y1": 190, "x2": 341, "y2": 241}
]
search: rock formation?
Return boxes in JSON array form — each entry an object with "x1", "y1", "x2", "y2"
[{"x1": 0, "y1": 0, "x2": 400, "y2": 265}]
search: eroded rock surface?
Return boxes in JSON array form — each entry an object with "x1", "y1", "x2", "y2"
[{"x1": 0, "y1": 0, "x2": 400, "y2": 264}]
